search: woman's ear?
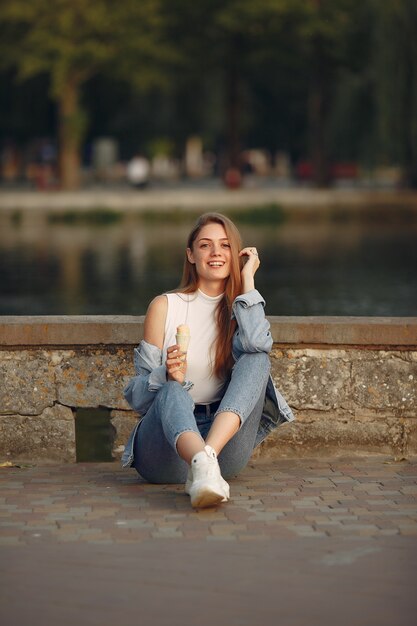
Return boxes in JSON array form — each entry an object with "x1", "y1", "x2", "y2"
[{"x1": 186, "y1": 247, "x2": 195, "y2": 264}]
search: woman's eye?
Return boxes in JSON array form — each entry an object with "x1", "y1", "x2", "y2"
[{"x1": 222, "y1": 243, "x2": 231, "y2": 248}]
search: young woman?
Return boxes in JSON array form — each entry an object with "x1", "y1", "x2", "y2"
[{"x1": 122, "y1": 213, "x2": 295, "y2": 508}]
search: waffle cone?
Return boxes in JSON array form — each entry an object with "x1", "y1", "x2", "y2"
[{"x1": 176, "y1": 325, "x2": 190, "y2": 352}]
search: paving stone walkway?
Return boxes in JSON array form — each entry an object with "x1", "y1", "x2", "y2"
[
  {"x1": 1, "y1": 456, "x2": 417, "y2": 544},
  {"x1": 1, "y1": 456, "x2": 417, "y2": 625}
]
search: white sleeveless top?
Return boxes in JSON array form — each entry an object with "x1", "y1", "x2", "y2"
[{"x1": 163, "y1": 290, "x2": 225, "y2": 403}]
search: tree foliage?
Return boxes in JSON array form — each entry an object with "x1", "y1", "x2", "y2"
[
  {"x1": 0, "y1": 0, "x2": 172, "y2": 187},
  {"x1": 0, "y1": 0, "x2": 170, "y2": 93},
  {"x1": 1, "y1": 0, "x2": 417, "y2": 186}
]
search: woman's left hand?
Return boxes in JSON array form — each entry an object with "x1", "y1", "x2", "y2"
[{"x1": 239, "y1": 247, "x2": 260, "y2": 293}]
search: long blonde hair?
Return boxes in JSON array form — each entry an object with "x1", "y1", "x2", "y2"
[{"x1": 178, "y1": 213, "x2": 243, "y2": 379}]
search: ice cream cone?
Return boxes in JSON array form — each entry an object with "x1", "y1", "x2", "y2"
[{"x1": 176, "y1": 324, "x2": 190, "y2": 353}]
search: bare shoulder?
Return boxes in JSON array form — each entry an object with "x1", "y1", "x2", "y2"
[
  {"x1": 143, "y1": 295, "x2": 168, "y2": 348},
  {"x1": 147, "y1": 294, "x2": 168, "y2": 317}
]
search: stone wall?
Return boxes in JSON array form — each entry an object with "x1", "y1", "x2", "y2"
[{"x1": 0, "y1": 316, "x2": 416, "y2": 462}]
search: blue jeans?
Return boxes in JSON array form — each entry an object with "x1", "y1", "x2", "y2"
[{"x1": 133, "y1": 352, "x2": 270, "y2": 483}]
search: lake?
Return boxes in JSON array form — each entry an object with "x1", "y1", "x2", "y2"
[{"x1": 1, "y1": 207, "x2": 416, "y2": 316}]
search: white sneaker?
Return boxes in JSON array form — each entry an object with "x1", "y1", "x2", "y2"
[
  {"x1": 186, "y1": 445, "x2": 230, "y2": 508},
  {"x1": 185, "y1": 468, "x2": 230, "y2": 501}
]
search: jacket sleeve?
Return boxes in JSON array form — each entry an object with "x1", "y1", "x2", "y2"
[
  {"x1": 123, "y1": 341, "x2": 164, "y2": 415},
  {"x1": 123, "y1": 340, "x2": 193, "y2": 415},
  {"x1": 231, "y1": 289, "x2": 273, "y2": 359}
]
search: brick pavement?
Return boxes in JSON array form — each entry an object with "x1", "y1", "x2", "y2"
[
  {"x1": 1, "y1": 456, "x2": 416, "y2": 544},
  {"x1": 1, "y1": 456, "x2": 417, "y2": 626}
]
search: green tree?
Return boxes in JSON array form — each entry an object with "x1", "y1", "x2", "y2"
[
  {"x1": 164, "y1": 0, "x2": 366, "y2": 184},
  {"x1": 0, "y1": 0, "x2": 170, "y2": 189},
  {"x1": 213, "y1": 0, "x2": 304, "y2": 170},
  {"x1": 297, "y1": 0, "x2": 366, "y2": 185},
  {"x1": 164, "y1": 0, "x2": 305, "y2": 173},
  {"x1": 372, "y1": 0, "x2": 417, "y2": 186}
]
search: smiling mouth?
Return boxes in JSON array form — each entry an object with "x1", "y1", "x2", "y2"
[{"x1": 208, "y1": 262, "x2": 225, "y2": 267}]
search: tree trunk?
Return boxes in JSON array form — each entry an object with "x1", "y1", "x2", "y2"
[
  {"x1": 308, "y1": 0, "x2": 331, "y2": 187},
  {"x1": 309, "y1": 85, "x2": 328, "y2": 187},
  {"x1": 308, "y1": 47, "x2": 331, "y2": 187},
  {"x1": 226, "y1": 63, "x2": 240, "y2": 170},
  {"x1": 58, "y1": 79, "x2": 84, "y2": 190},
  {"x1": 225, "y1": 34, "x2": 243, "y2": 172},
  {"x1": 402, "y1": 53, "x2": 417, "y2": 188}
]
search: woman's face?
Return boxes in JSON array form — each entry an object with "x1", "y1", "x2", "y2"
[{"x1": 187, "y1": 222, "x2": 232, "y2": 285}]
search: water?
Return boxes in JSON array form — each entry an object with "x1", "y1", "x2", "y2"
[{"x1": 1, "y1": 210, "x2": 416, "y2": 316}]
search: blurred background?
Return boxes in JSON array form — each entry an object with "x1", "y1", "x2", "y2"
[{"x1": 0, "y1": 0, "x2": 416, "y2": 316}]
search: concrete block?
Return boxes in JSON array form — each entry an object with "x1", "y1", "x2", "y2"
[
  {"x1": 254, "y1": 413, "x2": 405, "y2": 459},
  {"x1": 0, "y1": 405, "x2": 75, "y2": 462},
  {"x1": 0, "y1": 350, "x2": 56, "y2": 415},
  {"x1": 270, "y1": 349, "x2": 350, "y2": 410},
  {"x1": 404, "y1": 418, "x2": 417, "y2": 456},
  {"x1": 352, "y1": 357, "x2": 417, "y2": 414},
  {"x1": 56, "y1": 350, "x2": 133, "y2": 409}
]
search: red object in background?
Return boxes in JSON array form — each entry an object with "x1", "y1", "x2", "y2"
[
  {"x1": 296, "y1": 161, "x2": 358, "y2": 181},
  {"x1": 295, "y1": 161, "x2": 313, "y2": 180},
  {"x1": 330, "y1": 163, "x2": 358, "y2": 179},
  {"x1": 224, "y1": 167, "x2": 242, "y2": 189}
]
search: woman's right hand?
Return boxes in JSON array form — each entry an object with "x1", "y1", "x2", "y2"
[
  {"x1": 239, "y1": 246, "x2": 260, "y2": 293},
  {"x1": 166, "y1": 344, "x2": 187, "y2": 384}
]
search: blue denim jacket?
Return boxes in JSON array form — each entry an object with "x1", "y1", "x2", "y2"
[{"x1": 122, "y1": 289, "x2": 295, "y2": 468}]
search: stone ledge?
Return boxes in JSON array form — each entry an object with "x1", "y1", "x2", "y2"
[
  {"x1": 0, "y1": 315, "x2": 416, "y2": 347},
  {"x1": 0, "y1": 315, "x2": 145, "y2": 346},
  {"x1": 269, "y1": 317, "x2": 417, "y2": 346}
]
